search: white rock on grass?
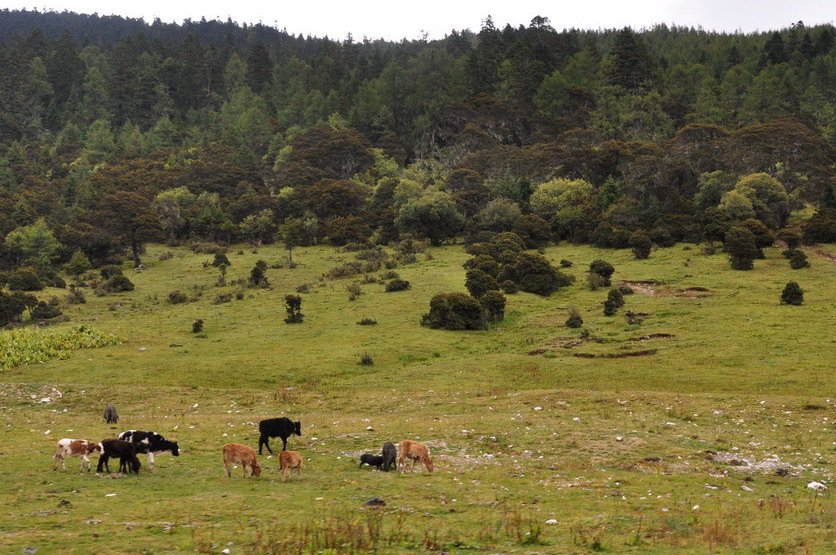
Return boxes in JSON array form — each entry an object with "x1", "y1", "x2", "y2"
[{"x1": 807, "y1": 481, "x2": 827, "y2": 491}]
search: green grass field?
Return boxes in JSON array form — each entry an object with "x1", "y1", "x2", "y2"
[{"x1": 1, "y1": 241, "x2": 833, "y2": 554}]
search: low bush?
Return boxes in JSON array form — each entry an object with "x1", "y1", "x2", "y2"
[
  {"x1": 788, "y1": 249, "x2": 810, "y2": 269},
  {"x1": 106, "y1": 275, "x2": 135, "y2": 292},
  {"x1": 357, "y1": 318, "x2": 377, "y2": 326},
  {"x1": 7, "y1": 268, "x2": 43, "y2": 291},
  {"x1": 168, "y1": 290, "x2": 188, "y2": 304},
  {"x1": 565, "y1": 307, "x2": 583, "y2": 328},
  {"x1": 781, "y1": 281, "x2": 803, "y2": 305},
  {"x1": 422, "y1": 292, "x2": 485, "y2": 330},
  {"x1": 385, "y1": 279, "x2": 410, "y2": 292},
  {"x1": 32, "y1": 301, "x2": 62, "y2": 320}
]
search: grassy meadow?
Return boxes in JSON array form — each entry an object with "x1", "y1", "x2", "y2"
[{"x1": 0, "y1": 240, "x2": 834, "y2": 554}]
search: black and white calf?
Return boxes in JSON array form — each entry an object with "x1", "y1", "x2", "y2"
[{"x1": 118, "y1": 430, "x2": 180, "y2": 471}]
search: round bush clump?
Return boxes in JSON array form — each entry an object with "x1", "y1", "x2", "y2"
[{"x1": 385, "y1": 278, "x2": 410, "y2": 292}]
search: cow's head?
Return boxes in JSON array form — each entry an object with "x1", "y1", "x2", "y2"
[
  {"x1": 252, "y1": 463, "x2": 261, "y2": 477},
  {"x1": 89, "y1": 442, "x2": 104, "y2": 455},
  {"x1": 293, "y1": 421, "x2": 302, "y2": 436},
  {"x1": 169, "y1": 441, "x2": 180, "y2": 457},
  {"x1": 424, "y1": 456, "x2": 434, "y2": 472}
]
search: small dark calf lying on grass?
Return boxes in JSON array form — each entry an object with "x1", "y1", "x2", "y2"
[
  {"x1": 359, "y1": 454, "x2": 384, "y2": 470},
  {"x1": 97, "y1": 439, "x2": 141, "y2": 474}
]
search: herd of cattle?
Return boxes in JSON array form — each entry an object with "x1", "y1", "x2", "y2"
[{"x1": 52, "y1": 409, "x2": 434, "y2": 479}]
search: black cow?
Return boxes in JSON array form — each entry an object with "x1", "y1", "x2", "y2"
[
  {"x1": 118, "y1": 430, "x2": 180, "y2": 471},
  {"x1": 382, "y1": 442, "x2": 397, "y2": 472},
  {"x1": 359, "y1": 454, "x2": 384, "y2": 470},
  {"x1": 103, "y1": 404, "x2": 119, "y2": 424},
  {"x1": 258, "y1": 418, "x2": 302, "y2": 454},
  {"x1": 97, "y1": 439, "x2": 141, "y2": 474}
]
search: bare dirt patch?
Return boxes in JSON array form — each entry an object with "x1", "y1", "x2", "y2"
[
  {"x1": 573, "y1": 349, "x2": 658, "y2": 359},
  {"x1": 630, "y1": 333, "x2": 675, "y2": 342},
  {"x1": 620, "y1": 281, "x2": 712, "y2": 298},
  {"x1": 810, "y1": 248, "x2": 836, "y2": 263}
]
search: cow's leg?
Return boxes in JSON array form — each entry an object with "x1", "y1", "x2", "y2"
[
  {"x1": 97, "y1": 454, "x2": 109, "y2": 473},
  {"x1": 53, "y1": 452, "x2": 62, "y2": 471},
  {"x1": 148, "y1": 452, "x2": 155, "y2": 472},
  {"x1": 225, "y1": 462, "x2": 231, "y2": 477},
  {"x1": 259, "y1": 435, "x2": 272, "y2": 455},
  {"x1": 281, "y1": 436, "x2": 288, "y2": 451},
  {"x1": 80, "y1": 455, "x2": 90, "y2": 472}
]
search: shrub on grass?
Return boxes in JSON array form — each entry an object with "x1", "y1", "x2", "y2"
[
  {"x1": 99, "y1": 265, "x2": 123, "y2": 279},
  {"x1": 480, "y1": 290, "x2": 506, "y2": 323},
  {"x1": 559, "y1": 259, "x2": 573, "y2": 268},
  {"x1": 565, "y1": 307, "x2": 583, "y2": 328},
  {"x1": 168, "y1": 290, "x2": 188, "y2": 304},
  {"x1": 106, "y1": 275, "x2": 134, "y2": 292},
  {"x1": 603, "y1": 298, "x2": 619, "y2": 316},
  {"x1": 788, "y1": 249, "x2": 810, "y2": 269},
  {"x1": 780, "y1": 282, "x2": 803, "y2": 305},
  {"x1": 212, "y1": 252, "x2": 231, "y2": 267},
  {"x1": 212, "y1": 292, "x2": 232, "y2": 304},
  {"x1": 385, "y1": 279, "x2": 410, "y2": 292},
  {"x1": 346, "y1": 282, "x2": 362, "y2": 300},
  {"x1": 358, "y1": 353, "x2": 374, "y2": 366},
  {"x1": 249, "y1": 260, "x2": 269, "y2": 287},
  {"x1": 724, "y1": 226, "x2": 759, "y2": 270},
  {"x1": 776, "y1": 229, "x2": 801, "y2": 250},
  {"x1": 589, "y1": 260, "x2": 615, "y2": 286},
  {"x1": 192, "y1": 319, "x2": 204, "y2": 333},
  {"x1": 357, "y1": 318, "x2": 377, "y2": 326},
  {"x1": 7, "y1": 268, "x2": 43, "y2": 291},
  {"x1": 422, "y1": 292, "x2": 485, "y2": 330},
  {"x1": 285, "y1": 294, "x2": 304, "y2": 323},
  {"x1": 32, "y1": 301, "x2": 62, "y2": 320},
  {"x1": 629, "y1": 231, "x2": 652, "y2": 259},
  {"x1": 607, "y1": 288, "x2": 625, "y2": 309},
  {"x1": 66, "y1": 286, "x2": 86, "y2": 304},
  {"x1": 465, "y1": 269, "x2": 500, "y2": 299}
]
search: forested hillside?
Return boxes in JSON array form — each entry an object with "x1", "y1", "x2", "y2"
[{"x1": 0, "y1": 9, "x2": 834, "y2": 304}]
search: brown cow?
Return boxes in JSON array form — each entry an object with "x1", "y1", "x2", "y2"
[
  {"x1": 222, "y1": 443, "x2": 261, "y2": 478},
  {"x1": 397, "y1": 440, "x2": 434, "y2": 473},
  {"x1": 279, "y1": 450, "x2": 303, "y2": 481},
  {"x1": 53, "y1": 438, "x2": 103, "y2": 472}
]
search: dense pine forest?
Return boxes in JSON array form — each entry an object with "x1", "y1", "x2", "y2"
[{"x1": 0, "y1": 9, "x2": 835, "y2": 307}]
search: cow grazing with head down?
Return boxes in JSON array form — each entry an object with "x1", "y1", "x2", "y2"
[
  {"x1": 103, "y1": 404, "x2": 119, "y2": 424},
  {"x1": 279, "y1": 450, "x2": 303, "y2": 481},
  {"x1": 222, "y1": 443, "x2": 261, "y2": 478},
  {"x1": 53, "y1": 438, "x2": 103, "y2": 472},
  {"x1": 258, "y1": 418, "x2": 302, "y2": 454},
  {"x1": 382, "y1": 442, "x2": 397, "y2": 472},
  {"x1": 118, "y1": 430, "x2": 179, "y2": 472},
  {"x1": 97, "y1": 439, "x2": 141, "y2": 474},
  {"x1": 397, "y1": 440, "x2": 434, "y2": 473}
]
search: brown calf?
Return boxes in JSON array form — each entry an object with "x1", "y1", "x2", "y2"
[
  {"x1": 279, "y1": 450, "x2": 303, "y2": 481},
  {"x1": 53, "y1": 438, "x2": 103, "y2": 472},
  {"x1": 397, "y1": 440, "x2": 434, "y2": 473},
  {"x1": 222, "y1": 443, "x2": 261, "y2": 478}
]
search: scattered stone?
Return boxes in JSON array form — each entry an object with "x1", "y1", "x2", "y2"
[
  {"x1": 545, "y1": 519, "x2": 557, "y2": 525},
  {"x1": 364, "y1": 497, "x2": 386, "y2": 507},
  {"x1": 807, "y1": 481, "x2": 827, "y2": 491}
]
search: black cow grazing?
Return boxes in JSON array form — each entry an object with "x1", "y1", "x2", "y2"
[
  {"x1": 359, "y1": 454, "x2": 384, "y2": 470},
  {"x1": 382, "y1": 442, "x2": 397, "y2": 472},
  {"x1": 97, "y1": 439, "x2": 141, "y2": 474},
  {"x1": 103, "y1": 404, "x2": 119, "y2": 424},
  {"x1": 258, "y1": 418, "x2": 302, "y2": 454},
  {"x1": 118, "y1": 430, "x2": 180, "y2": 472}
]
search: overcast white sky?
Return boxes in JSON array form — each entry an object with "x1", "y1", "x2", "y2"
[{"x1": 4, "y1": 1, "x2": 834, "y2": 40}]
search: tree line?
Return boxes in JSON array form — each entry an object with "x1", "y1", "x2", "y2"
[{"x1": 0, "y1": 10, "x2": 834, "y2": 287}]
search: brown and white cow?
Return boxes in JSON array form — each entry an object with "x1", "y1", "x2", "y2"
[
  {"x1": 279, "y1": 450, "x2": 303, "y2": 481},
  {"x1": 397, "y1": 440, "x2": 434, "y2": 473},
  {"x1": 53, "y1": 438, "x2": 103, "y2": 472},
  {"x1": 222, "y1": 443, "x2": 261, "y2": 478}
]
